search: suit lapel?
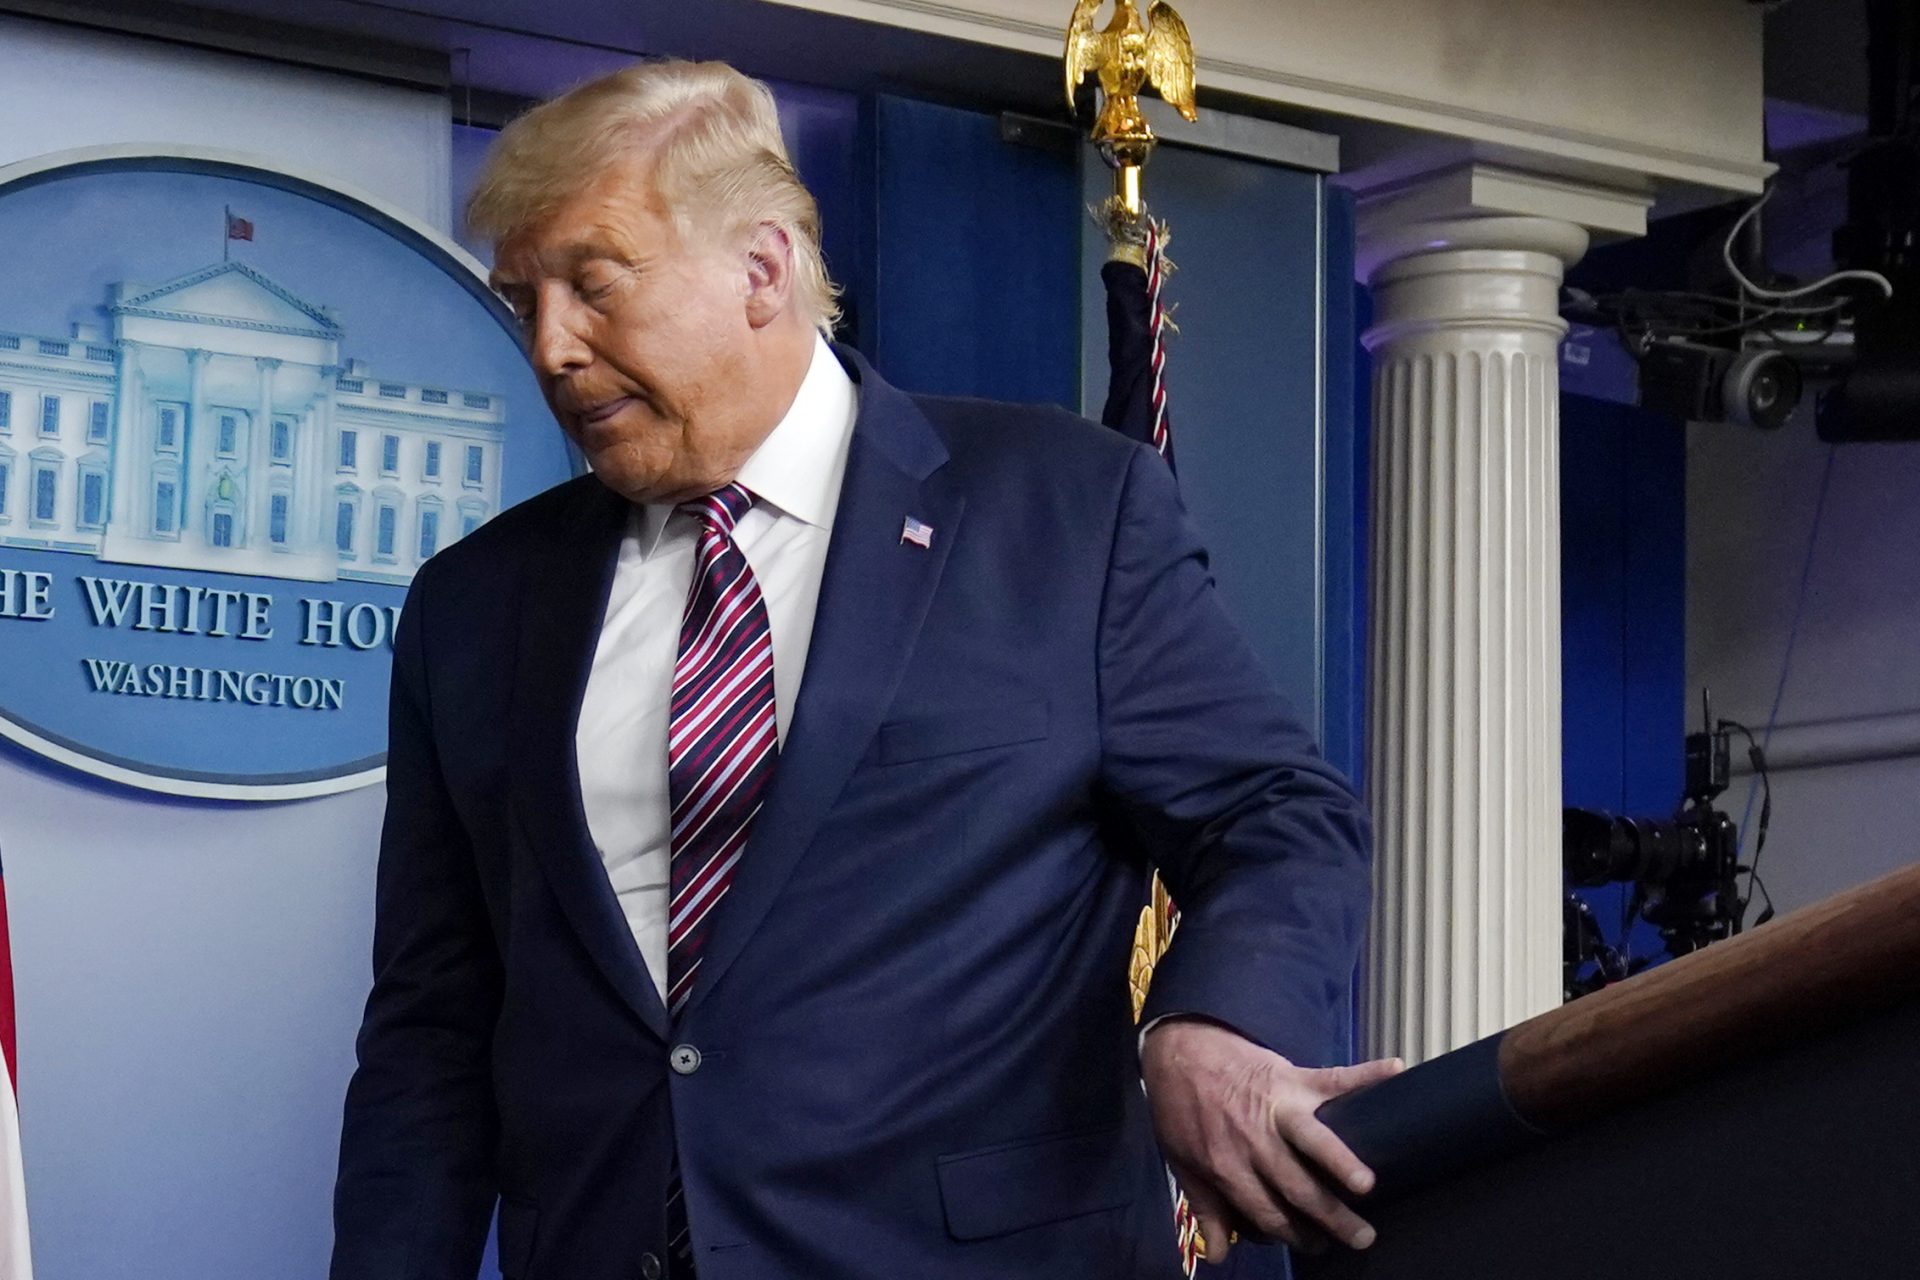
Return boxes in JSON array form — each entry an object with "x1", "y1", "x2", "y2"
[
  {"x1": 682, "y1": 350, "x2": 964, "y2": 1018},
  {"x1": 507, "y1": 476, "x2": 672, "y2": 1043}
]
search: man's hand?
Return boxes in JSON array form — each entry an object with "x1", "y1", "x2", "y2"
[{"x1": 1141, "y1": 1018, "x2": 1405, "y2": 1263}]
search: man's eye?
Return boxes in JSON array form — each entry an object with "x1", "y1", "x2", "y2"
[{"x1": 495, "y1": 289, "x2": 532, "y2": 322}]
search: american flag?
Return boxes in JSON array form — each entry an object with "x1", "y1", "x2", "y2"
[
  {"x1": 899, "y1": 516, "x2": 933, "y2": 549},
  {"x1": 1099, "y1": 219, "x2": 1175, "y2": 468},
  {"x1": 1099, "y1": 214, "x2": 1198, "y2": 1278},
  {"x1": 0, "y1": 850, "x2": 32, "y2": 1279},
  {"x1": 225, "y1": 209, "x2": 254, "y2": 242}
]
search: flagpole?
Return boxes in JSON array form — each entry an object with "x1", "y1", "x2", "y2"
[
  {"x1": 223, "y1": 205, "x2": 230, "y2": 263},
  {"x1": 1067, "y1": 2, "x2": 1201, "y2": 1273}
]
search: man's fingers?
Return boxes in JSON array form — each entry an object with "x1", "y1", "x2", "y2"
[
  {"x1": 1180, "y1": 1156, "x2": 1349, "y2": 1260},
  {"x1": 1287, "y1": 1056, "x2": 1403, "y2": 1204},
  {"x1": 1177, "y1": 1173, "x2": 1236, "y2": 1266},
  {"x1": 1248, "y1": 1141, "x2": 1377, "y2": 1251},
  {"x1": 1144, "y1": 1032, "x2": 1406, "y2": 1260},
  {"x1": 1284, "y1": 1112, "x2": 1379, "y2": 1199},
  {"x1": 1311, "y1": 1056, "x2": 1406, "y2": 1099},
  {"x1": 1237, "y1": 1205, "x2": 1332, "y2": 1257},
  {"x1": 1190, "y1": 1156, "x2": 1301, "y2": 1252}
]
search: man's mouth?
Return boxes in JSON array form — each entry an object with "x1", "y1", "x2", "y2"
[{"x1": 577, "y1": 398, "x2": 631, "y2": 426}]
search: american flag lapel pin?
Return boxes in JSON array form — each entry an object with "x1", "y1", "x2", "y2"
[{"x1": 900, "y1": 516, "x2": 934, "y2": 549}]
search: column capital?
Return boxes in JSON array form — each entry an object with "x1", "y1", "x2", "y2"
[
  {"x1": 1360, "y1": 216, "x2": 1586, "y2": 352},
  {"x1": 1363, "y1": 215, "x2": 1590, "y2": 279},
  {"x1": 255, "y1": 356, "x2": 283, "y2": 373},
  {"x1": 1351, "y1": 161, "x2": 1648, "y2": 283},
  {"x1": 187, "y1": 348, "x2": 213, "y2": 367}
]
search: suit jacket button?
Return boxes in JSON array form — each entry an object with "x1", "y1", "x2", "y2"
[
  {"x1": 670, "y1": 1044, "x2": 702, "y2": 1075},
  {"x1": 640, "y1": 1252, "x2": 662, "y2": 1280}
]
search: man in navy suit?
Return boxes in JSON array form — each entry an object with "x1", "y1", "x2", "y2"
[{"x1": 331, "y1": 59, "x2": 1400, "y2": 1280}]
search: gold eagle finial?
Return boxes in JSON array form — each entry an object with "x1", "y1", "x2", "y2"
[{"x1": 1065, "y1": 0, "x2": 1197, "y2": 215}]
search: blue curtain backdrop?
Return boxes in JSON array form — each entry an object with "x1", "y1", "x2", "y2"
[
  {"x1": 1560, "y1": 391, "x2": 1688, "y2": 972},
  {"x1": 1559, "y1": 225, "x2": 1693, "y2": 979},
  {"x1": 853, "y1": 95, "x2": 1083, "y2": 408},
  {"x1": 857, "y1": 93, "x2": 1360, "y2": 778}
]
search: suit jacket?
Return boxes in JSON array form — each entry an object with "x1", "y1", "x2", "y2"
[{"x1": 331, "y1": 348, "x2": 1371, "y2": 1280}]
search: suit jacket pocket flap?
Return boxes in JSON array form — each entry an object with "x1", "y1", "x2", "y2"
[
  {"x1": 878, "y1": 702, "x2": 1049, "y2": 765},
  {"x1": 935, "y1": 1123, "x2": 1134, "y2": 1241}
]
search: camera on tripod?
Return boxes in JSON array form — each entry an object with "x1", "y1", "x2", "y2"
[{"x1": 1563, "y1": 692, "x2": 1761, "y2": 1000}]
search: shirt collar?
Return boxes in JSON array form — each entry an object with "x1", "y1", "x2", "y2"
[{"x1": 635, "y1": 334, "x2": 858, "y2": 557}]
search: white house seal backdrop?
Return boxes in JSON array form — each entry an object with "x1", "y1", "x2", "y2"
[{"x1": 0, "y1": 150, "x2": 579, "y2": 800}]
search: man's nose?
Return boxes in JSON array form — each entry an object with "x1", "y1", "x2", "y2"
[{"x1": 529, "y1": 298, "x2": 591, "y2": 380}]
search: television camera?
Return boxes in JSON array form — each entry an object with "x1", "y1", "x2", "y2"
[{"x1": 1563, "y1": 692, "x2": 1772, "y2": 1001}]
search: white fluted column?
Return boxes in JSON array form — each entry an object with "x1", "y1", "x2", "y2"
[
  {"x1": 1361, "y1": 215, "x2": 1588, "y2": 1065},
  {"x1": 307, "y1": 371, "x2": 338, "y2": 547},
  {"x1": 249, "y1": 358, "x2": 279, "y2": 546},
  {"x1": 107, "y1": 342, "x2": 142, "y2": 530},
  {"x1": 293, "y1": 404, "x2": 317, "y2": 552},
  {"x1": 181, "y1": 349, "x2": 210, "y2": 542}
]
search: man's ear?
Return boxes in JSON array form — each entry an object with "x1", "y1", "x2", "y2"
[{"x1": 742, "y1": 223, "x2": 797, "y2": 329}]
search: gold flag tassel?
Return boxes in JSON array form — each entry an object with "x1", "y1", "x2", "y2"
[{"x1": 1131, "y1": 875, "x2": 1201, "y2": 1275}]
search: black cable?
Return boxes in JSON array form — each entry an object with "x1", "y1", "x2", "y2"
[
  {"x1": 1618, "y1": 880, "x2": 1634, "y2": 970},
  {"x1": 1720, "y1": 719, "x2": 1776, "y2": 928},
  {"x1": 1621, "y1": 882, "x2": 1645, "y2": 978},
  {"x1": 1585, "y1": 289, "x2": 1849, "y2": 342},
  {"x1": 1747, "y1": 869, "x2": 1777, "y2": 928},
  {"x1": 1589, "y1": 283, "x2": 1849, "y2": 323},
  {"x1": 1682, "y1": 300, "x2": 1848, "y2": 340}
]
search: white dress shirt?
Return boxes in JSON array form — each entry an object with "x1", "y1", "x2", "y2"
[{"x1": 575, "y1": 335, "x2": 858, "y2": 1002}]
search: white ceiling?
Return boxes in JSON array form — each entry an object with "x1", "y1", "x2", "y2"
[{"x1": 12, "y1": 0, "x2": 1070, "y2": 118}]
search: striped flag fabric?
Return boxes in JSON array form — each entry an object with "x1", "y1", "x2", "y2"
[
  {"x1": 1098, "y1": 218, "x2": 1176, "y2": 469},
  {"x1": 0, "y1": 852, "x2": 32, "y2": 1279}
]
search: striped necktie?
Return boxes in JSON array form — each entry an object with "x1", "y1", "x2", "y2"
[{"x1": 665, "y1": 481, "x2": 777, "y2": 1275}]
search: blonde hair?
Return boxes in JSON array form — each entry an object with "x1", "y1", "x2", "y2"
[{"x1": 466, "y1": 59, "x2": 840, "y2": 334}]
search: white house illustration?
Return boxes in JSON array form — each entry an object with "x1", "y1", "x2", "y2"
[{"x1": 0, "y1": 261, "x2": 506, "y2": 584}]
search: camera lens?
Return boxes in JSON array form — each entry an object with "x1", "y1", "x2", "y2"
[{"x1": 1724, "y1": 350, "x2": 1801, "y2": 430}]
